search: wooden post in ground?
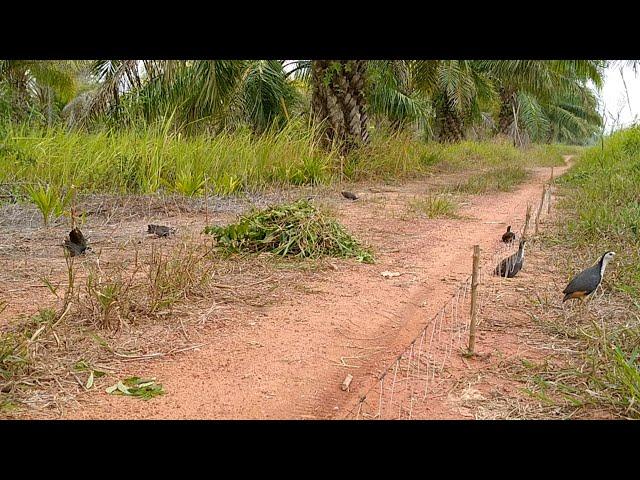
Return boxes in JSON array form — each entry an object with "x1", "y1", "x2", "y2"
[
  {"x1": 522, "y1": 204, "x2": 533, "y2": 240},
  {"x1": 69, "y1": 184, "x2": 78, "y2": 230},
  {"x1": 546, "y1": 166, "x2": 555, "y2": 214},
  {"x1": 468, "y1": 245, "x2": 481, "y2": 355},
  {"x1": 534, "y1": 184, "x2": 547, "y2": 236},
  {"x1": 204, "y1": 176, "x2": 209, "y2": 226}
]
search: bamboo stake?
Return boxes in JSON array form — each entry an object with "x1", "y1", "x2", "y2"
[
  {"x1": 204, "y1": 175, "x2": 209, "y2": 226},
  {"x1": 546, "y1": 167, "x2": 554, "y2": 214},
  {"x1": 467, "y1": 245, "x2": 480, "y2": 355},
  {"x1": 522, "y1": 204, "x2": 533, "y2": 240},
  {"x1": 534, "y1": 184, "x2": 547, "y2": 236},
  {"x1": 70, "y1": 184, "x2": 77, "y2": 229}
]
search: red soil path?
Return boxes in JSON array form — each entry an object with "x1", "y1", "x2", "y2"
[{"x1": 32, "y1": 161, "x2": 569, "y2": 419}]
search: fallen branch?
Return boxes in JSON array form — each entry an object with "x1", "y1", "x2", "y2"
[
  {"x1": 113, "y1": 343, "x2": 206, "y2": 361},
  {"x1": 210, "y1": 276, "x2": 274, "y2": 290}
]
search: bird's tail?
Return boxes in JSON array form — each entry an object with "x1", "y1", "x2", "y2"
[{"x1": 562, "y1": 293, "x2": 571, "y2": 303}]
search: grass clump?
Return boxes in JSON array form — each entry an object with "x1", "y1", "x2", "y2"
[
  {"x1": 0, "y1": 307, "x2": 59, "y2": 385},
  {"x1": 455, "y1": 165, "x2": 528, "y2": 194},
  {"x1": 408, "y1": 194, "x2": 458, "y2": 219},
  {"x1": 0, "y1": 332, "x2": 30, "y2": 383},
  {"x1": 522, "y1": 317, "x2": 640, "y2": 419},
  {"x1": 79, "y1": 242, "x2": 215, "y2": 330},
  {"x1": 204, "y1": 199, "x2": 374, "y2": 263}
]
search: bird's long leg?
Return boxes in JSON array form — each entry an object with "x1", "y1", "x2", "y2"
[{"x1": 581, "y1": 295, "x2": 592, "y2": 316}]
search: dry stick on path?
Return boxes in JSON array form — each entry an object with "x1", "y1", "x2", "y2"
[{"x1": 467, "y1": 245, "x2": 481, "y2": 355}]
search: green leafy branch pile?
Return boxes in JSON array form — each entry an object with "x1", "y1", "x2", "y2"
[{"x1": 204, "y1": 199, "x2": 374, "y2": 263}]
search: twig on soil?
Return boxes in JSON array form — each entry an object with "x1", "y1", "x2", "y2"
[
  {"x1": 211, "y1": 276, "x2": 274, "y2": 290},
  {"x1": 112, "y1": 343, "x2": 206, "y2": 361}
]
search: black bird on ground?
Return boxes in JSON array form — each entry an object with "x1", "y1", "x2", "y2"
[
  {"x1": 495, "y1": 239, "x2": 526, "y2": 278},
  {"x1": 562, "y1": 251, "x2": 615, "y2": 303},
  {"x1": 64, "y1": 227, "x2": 91, "y2": 256},
  {"x1": 501, "y1": 225, "x2": 516, "y2": 244},
  {"x1": 147, "y1": 224, "x2": 176, "y2": 237},
  {"x1": 341, "y1": 191, "x2": 358, "y2": 200}
]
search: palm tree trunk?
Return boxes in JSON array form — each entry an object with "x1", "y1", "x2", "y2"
[
  {"x1": 437, "y1": 98, "x2": 464, "y2": 142},
  {"x1": 390, "y1": 118, "x2": 404, "y2": 133},
  {"x1": 7, "y1": 72, "x2": 29, "y2": 121},
  {"x1": 311, "y1": 60, "x2": 369, "y2": 153},
  {"x1": 497, "y1": 88, "x2": 516, "y2": 136}
]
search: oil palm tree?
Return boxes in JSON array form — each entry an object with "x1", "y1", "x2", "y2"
[
  {"x1": 66, "y1": 60, "x2": 301, "y2": 134},
  {"x1": 309, "y1": 60, "x2": 369, "y2": 152},
  {"x1": 0, "y1": 60, "x2": 83, "y2": 124},
  {"x1": 366, "y1": 60, "x2": 433, "y2": 135},
  {"x1": 483, "y1": 60, "x2": 604, "y2": 144},
  {"x1": 412, "y1": 60, "x2": 498, "y2": 142}
]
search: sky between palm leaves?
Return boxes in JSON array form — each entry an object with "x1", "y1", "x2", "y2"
[{"x1": 600, "y1": 62, "x2": 640, "y2": 132}]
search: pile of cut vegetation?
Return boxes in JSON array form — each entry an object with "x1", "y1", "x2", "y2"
[{"x1": 204, "y1": 199, "x2": 374, "y2": 263}]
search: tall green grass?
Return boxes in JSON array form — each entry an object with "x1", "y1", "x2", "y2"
[
  {"x1": 421, "y1": 139, "x2": 569, "y2": 172},
  {"x1": 558, "y1": 125, "x2": 640, "y2": 297},
  {"x1": 0, "y1": 121, "x2": 334, "y2": 195},
  {"x1": 532, "y1": 125, "x2": 640, "y2": 418},
  {"x1": 0, "y1": 121, "x2": 572, "y2": 197},
  {"x1": 454, "y1": 165, "x2": 529, "y2": 194}
]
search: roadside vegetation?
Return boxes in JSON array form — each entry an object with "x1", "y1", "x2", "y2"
[{"x1": 522, "y1": 125, "x2": 640, "y2": 419}]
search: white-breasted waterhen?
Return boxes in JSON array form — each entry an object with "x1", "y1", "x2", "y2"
[
  {"x1": 562, "y1": 251, "x2": 615, "y2": 303},
  {"x1": 495, "y1": 239, "x2": 526, "y2": 278},
  {"x1": 341, "y1": 191, "x2": 358, "y2": 200},
  {"x1": 501, "y1": 225, "x2": 516, "y2": 244}
]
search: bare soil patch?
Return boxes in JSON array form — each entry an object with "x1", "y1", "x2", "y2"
[{"x1": 2, "y1": 161, "x2": 585, "y2": 419}]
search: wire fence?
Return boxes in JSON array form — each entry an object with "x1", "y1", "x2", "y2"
[{"x1": 344, "y1": 175, "x2": 554, "y2": 419}]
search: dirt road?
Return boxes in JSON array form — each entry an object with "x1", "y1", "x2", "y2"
[{"x1": 17, "y1": 158, "x2": 562, "y2": 420}]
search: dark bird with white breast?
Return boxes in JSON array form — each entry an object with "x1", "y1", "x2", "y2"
[
  {"x1": 562, "y1": 251, "x2": 615, "y2": 303},
  {"x1": 495, "y1": 239, "x2": 526, "y2": 278}
]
